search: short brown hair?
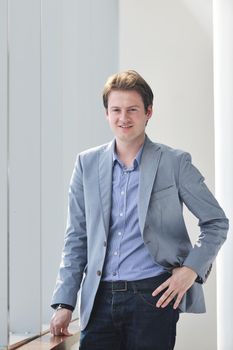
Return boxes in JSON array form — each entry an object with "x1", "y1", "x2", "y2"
[{"x1": 103, "y1": 70, "x2": 154, "y2": 112}]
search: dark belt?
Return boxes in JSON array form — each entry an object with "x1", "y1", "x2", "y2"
[{"x1": 99, "y1": 272, "x2": 171, "y2": 292}]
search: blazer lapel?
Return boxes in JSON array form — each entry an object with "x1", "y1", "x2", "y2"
[
  {"x1": 98, "y1": 140, "x2": 114, "y2": 238},
  {"x1": 138, "y1": 137, "x2": 162, "y2": 235}
]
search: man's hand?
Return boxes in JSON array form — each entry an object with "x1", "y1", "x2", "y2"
[
  {"x1": 152, "y1": 266, "x2": 198, "y2": 309},
  {"x1": 50, "y1": 308, "x2": 73, "y2": 336}
]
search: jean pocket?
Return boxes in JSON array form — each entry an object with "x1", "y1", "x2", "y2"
[{"x1": 138, "y1": 290, "x2": 174, "y2": 309}]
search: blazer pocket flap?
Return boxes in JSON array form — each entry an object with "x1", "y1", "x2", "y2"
[{"x1": 151, "y1": 185, "x2": 177, "y2": 200}]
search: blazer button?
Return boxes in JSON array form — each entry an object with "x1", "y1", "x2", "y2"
[
  {"x1": 103, "y1": 241, "x2": 107, "y2": 247},
  {"x1": 97, "y1": 270, "x2": 102, "y2": 276}
]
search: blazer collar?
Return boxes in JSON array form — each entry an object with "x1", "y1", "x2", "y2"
[
  {"x1": 98, "y1": 140, "x2": 114, "y2": 237},
  {"x1": 138, "y1": 136, "x2": 162, "y2": 234}
]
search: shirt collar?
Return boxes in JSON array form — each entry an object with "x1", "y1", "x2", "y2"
[{"x1": 112, "y1": 140, "x2": 144, "y2": 169}]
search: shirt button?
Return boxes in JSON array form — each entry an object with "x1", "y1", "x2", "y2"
[
  {"x1": 97, "y1": 270, "x2": 102, "y2": 276},
  {"x1": 118, "y1": 232, "x2": 122, "y2": 236},
  {"x1": 120, "y1": 212, "x2": 123, "y2": 217},
  {"x1": 121, "y1": 191, "x2": 124, "y2": 195},
  {"x1": 114, "y1": 251, "x2": 118, "y2": 256}
]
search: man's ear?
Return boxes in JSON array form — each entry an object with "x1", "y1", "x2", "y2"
[
  {"x1": 146, "y1": 105, "x2": 153, "y2": 120},
  {"x1": 105, "y1": 108, "x2": 109, "y2": 120}
]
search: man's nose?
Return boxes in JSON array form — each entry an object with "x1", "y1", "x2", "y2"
[{"x1": 119, "y1": 110, "x2": 128, "y2": 122}]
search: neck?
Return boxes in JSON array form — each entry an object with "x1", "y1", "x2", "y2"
[{"x1": 115, "y1": 135, "x2": 145, "y2": 167}]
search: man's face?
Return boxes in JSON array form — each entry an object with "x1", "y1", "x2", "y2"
[{"x1": 106, "y1": 90, "x2": 152, "y2": 145}]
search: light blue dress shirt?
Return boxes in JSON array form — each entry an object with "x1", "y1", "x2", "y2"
[{"x1": 102, "y1": 142, "x2": 167, "y2": 281}]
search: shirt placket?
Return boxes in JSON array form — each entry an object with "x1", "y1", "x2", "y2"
[{"x1": 112, "y1": 166, "x2": 130, "y2": 279}]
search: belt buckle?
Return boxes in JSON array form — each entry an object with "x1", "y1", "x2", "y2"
[{"x1": 112, "y1": 281, "x2": 127, "y2": 292}]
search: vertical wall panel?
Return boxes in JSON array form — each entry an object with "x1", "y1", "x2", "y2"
[
  {"x1": 62, "y1": 0, "x2": 118, "y2": 188},
  {"x1": 42, "y1": 0, "x2": 118, "y2": 324},
  {"x1": 0, "y1": 0, "x2": 9, "y2": 348},
  {"x1": 40, "y1": 0, "x2": 63, "y2": 328},
  {"x1": 89, "y1": 0, "x2": 119, "y2": 144},
  {"x1": 9, "y1": 0, "x2": 41, "y2": 335}
]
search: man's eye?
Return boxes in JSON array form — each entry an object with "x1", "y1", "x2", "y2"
[{"x1": 129, "y1": 108, "x2": 137, "y2": 112}]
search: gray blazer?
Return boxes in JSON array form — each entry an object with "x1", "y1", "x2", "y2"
[{"x1": 51, "y1": 136, "x2": 229, "y2": 330}]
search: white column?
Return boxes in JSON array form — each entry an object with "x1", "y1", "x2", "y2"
[
  {"x1": 213, "y1": 1, "x2": 233, "y2": 349},
  {"x1": 0, "y1": 0, "x2": 9, "y2": 348},
  {"x1": 9, "y1": 0, "x2": 41, "y2": 336}
]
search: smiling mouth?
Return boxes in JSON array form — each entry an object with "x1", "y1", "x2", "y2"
[{"x1": 119, "y1": 125, "x2": 133, "y2": 128}]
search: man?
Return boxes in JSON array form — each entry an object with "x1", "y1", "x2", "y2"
[{"x1": 50, "y1": 70, "x2": 229, "y2": 349}]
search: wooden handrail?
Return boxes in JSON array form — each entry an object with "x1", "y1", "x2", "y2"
[{"x1": 8, "y1": 320, "x2": 80, "y2": 350}]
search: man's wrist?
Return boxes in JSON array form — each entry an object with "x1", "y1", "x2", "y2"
[
  {"x1": 181, "y1": 265, "x2": 203, "y2": 284},
  {"x1": 54, "y1": 303, "x2": 74, "y2": 312}
]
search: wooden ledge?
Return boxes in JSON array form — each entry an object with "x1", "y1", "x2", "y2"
[{"x1": 9, "y1": 320, "x2": 80, "y2": 350}]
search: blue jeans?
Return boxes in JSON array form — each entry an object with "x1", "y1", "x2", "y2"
[{"x1": 79, "y1": 273, "x2": 179, "y2": 350}]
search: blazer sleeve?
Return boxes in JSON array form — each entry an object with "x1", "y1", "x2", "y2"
[
  {"x1": 51, "y1": 154, "x2": 87, "y2": 309},
  {"x1": 177, "y1": 152, "x2": 229, "y2": 283}
]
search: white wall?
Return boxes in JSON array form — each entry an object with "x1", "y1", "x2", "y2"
[{"x1": 119, "y1": 1, "x2": 216, "y2": 349}]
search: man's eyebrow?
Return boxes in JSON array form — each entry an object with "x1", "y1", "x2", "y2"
[{"x1": 110, "y1": 105, "x2": 140, "y2": 109}]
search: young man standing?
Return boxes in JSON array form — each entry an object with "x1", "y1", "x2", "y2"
[{"x1": 50, "y1": 70, "x2": 229, "y2": 349}]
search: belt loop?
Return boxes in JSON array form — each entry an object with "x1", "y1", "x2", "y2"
[{"x1": 132, "y1": 280, "x2": 137, "y2": 294}]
